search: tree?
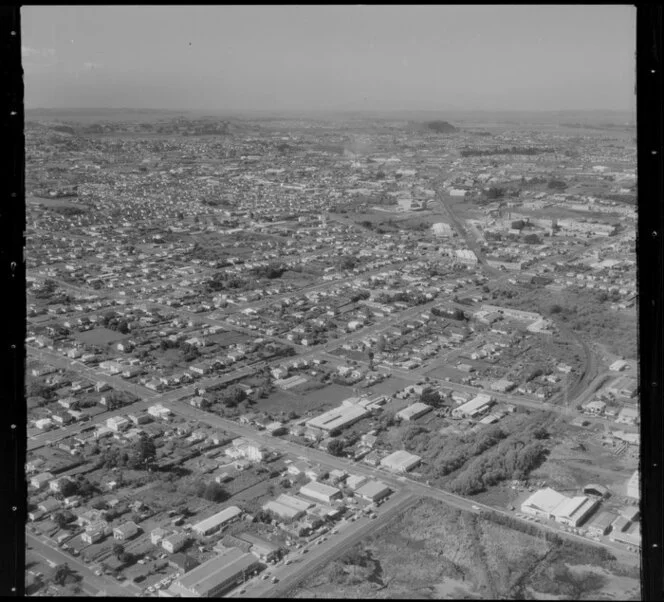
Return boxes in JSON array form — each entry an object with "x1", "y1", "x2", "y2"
[
  {"x1": 53, "y1": 563, "x2": 73, "y2": 586},
  {"x1": 327, "y1": 439, "x2": 346, "y2": 457},
  {"x1": 59, "y1": 479, "x2": 78, "y2": 498},
  {"x1": 112, "y1": 543, "x2": 125, "y2": 560},
  {"x1": 133, "y1": 433, "x2": 157, "y2": 470},
  {"x1": 117, "y1": 320, "x2": 130, "y2": 335},
  {"x1": 420, "y1": 387, "x2": 443, "y2": 408},
  {"x1": 53, "y1": 512, "x2": 69, "y2": 530},
  {"x1": 202, "y1": 482, "x2": 229, "y2": 503}
]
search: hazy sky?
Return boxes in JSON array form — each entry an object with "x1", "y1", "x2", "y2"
[{"x1": 22, "y1": 5, "x2": 636, "y2": 113}]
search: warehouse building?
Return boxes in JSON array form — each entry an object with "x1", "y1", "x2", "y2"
[
  {"x1": 192, "y1": 506, "x2": 242, "y2": 536},
  {"x1": 355, "y1": 480, "x2": 392, "y2": 503},
  {"x1": 306, "y1": 404, "x2": 369, "y2": 433},
  {"x1": 452, "y1": 394, "x2": 494, "y2": 419},
  {"x1": 587, "y1": 511, "x2": 617, "y2": 537},
  {"x1": 346, "y1": 474, "x2": 367, "y2": 490},
  {"x1": 299, "y1": 481, "x2": 342, "y2": 504},
  {"x1": 275, "y1": 494, "x2": 314, "y2": 513},
  {"x1": 396, "y1": 402, "x2": 433, "y2": 422},
  {"x1": 521, "y1": 488, "x2": 599, "y2": 527},
  {"x1": 380, "y1": 450, "x2": 422, "y2": 473},
  {"x1": 169, "y1": 547, "x2": 260, "y2": 597},
  {"x1": 262, "y1": 501, "x2": 304, "y2": 521}
]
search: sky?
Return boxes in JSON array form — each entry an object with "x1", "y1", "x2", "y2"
[{"x1": 21, "y1": 5, "x2": 636, "y2": 113}]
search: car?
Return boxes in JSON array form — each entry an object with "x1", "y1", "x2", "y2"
[
  {"x1": 271, "y1": 577, "x2": 279, "y2": 583},
  {"x1": 261, "y1": 574, "x2": 269, "y2": 580},
  {"x1": 147, "y1": 586, "x2": 154, "y2": 593},
  {"x1": 471, "y1": 505, "x2": 480, "y2": 511},
  {"x1": 301, "y1": 548, "x2": 308, "y2": 554},
  {"x1": 94, "y1": 569, "x2": 103, "y2": 577},
  {"x1": 331, "y1": 529, "x2": 339, "y2": 534},
  {"x1": 239, "y1": 589, "x2": 246, "y2": 594}
]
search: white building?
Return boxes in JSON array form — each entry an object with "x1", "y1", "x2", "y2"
[
  {"x1": 626, "y1": 470, "x2": 640, "y2": 500},
  {"x1": 396, "y1": 402, "x2": 433, "y2": 422},
  {"x1": 521, "y1": 487, "x2": 598, "y2": 527},
  {"x1": 452, "y1": 394, "x2": 494, "y2": 419},
  {"x1": 192, "y1": 506, "x2": 242, "y2": 536},
  {"x1": 380, "y1": 450, "x2": 421, "y2": 473},
  {"x1": 299, "y1": 481, "x2": 342, "y2": 505},
  {"x1": 306, "y1": 403, "x2": 369, "y2": 433}
]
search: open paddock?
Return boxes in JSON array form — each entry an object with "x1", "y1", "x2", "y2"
[{"x1": 75, "y1": 328, "x2": 130, "y2": 346}]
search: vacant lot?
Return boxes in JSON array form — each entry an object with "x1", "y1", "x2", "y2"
[
  {"x1": 286, "y1": 498, "x2": 640, "y2": 600},
  {"x1": 76, "y1": 328, "x2": 129, "y2": 346}
]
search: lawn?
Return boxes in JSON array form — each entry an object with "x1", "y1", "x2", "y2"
[{"x1": 75, "y1": 328, "x2": 130, "y2": 346}]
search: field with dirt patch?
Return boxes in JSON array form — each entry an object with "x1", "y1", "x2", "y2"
[{"x1": 286, "y1": 498, "x2": 640, "y2": 600}]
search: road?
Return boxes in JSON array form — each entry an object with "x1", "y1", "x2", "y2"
[
  {"x1": 230, "y1": 491, "x2": 418, "y2": 598},
  {"x1": 147, "y1": 399, "x2": 638, "y2": 564},
  {"x1": 27, "y1": 532, "x2": 141, "y2": 597}
]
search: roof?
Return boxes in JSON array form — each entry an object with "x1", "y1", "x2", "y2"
[
  {"x1": 522, "y1": 488, "x2": 568, "y2": 514},
  {"x1": 589, "y1": 511, "x2": 617, "y2": 530},
  {"x1": 454, "y1": 394, "x2": 493, "y2": 415},
  {"x1": 355, "y1": 480, "x2": 391, "y2": 498},
  {"x1": 396, "y1": 402, "x2": 432, "y2": 420},
  {"x1": 380, "y1": 450, "x2": 421, "y2": 469},
  {"x1": 174, "y1": 547, "x2": 259, "y2": 596},
  {"x1": 193, "y1": 506, "x2": 242, "y2": 532},
  {"x1": 306, "y1": 404, "x2": 369, "y2": 431},
  {"x1": 299, "y1": 481, "x2": 341, "y2": 499},
  {"x1": 275, "y1": 494, "x2": 314, "y2": 512},
  {"x1": 263, "y1": 500, "x2": 301, "y2": 519}
]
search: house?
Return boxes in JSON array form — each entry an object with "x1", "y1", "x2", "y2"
[
  {"x1": 237, "y1": 533, "x2": 281, "y2": 562},
  {"x1": 151, "y1": 527, "x2": 169, "y2": 545},
  {"x1": 168, "y1": 553, "x2": 200, "y2": 574},
  {"x1": 31, "y1": 472, "x2": 54, "y2": 490},
  {"x1": 38, "y1": 497, "x2": 62, "y2": 514},
  {"x1": 106, "y1": 415, "x2": 130, "y2": 432},
  {"x1": 113, "y1": 521, "x2": 140, "y2": 541},
  {"x1": 162, "y1": 532, "x2": 189, "y2": 554}
]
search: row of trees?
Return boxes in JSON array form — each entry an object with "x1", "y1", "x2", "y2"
[{"x1": 93, "y1": 433, "x2": 157, "y2": 471}]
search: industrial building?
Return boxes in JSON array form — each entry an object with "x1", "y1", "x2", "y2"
[
  {"x1": 396, "y1": 402, "x2": 433, "y2": 422},
  {"x1": 587, "y1": 511, "x2": 617, "y2": 537},
  {"x1": 610, "y1": 524, "x2": 641, "y2": 548},
  {"x1": 346, "y1": 474, "x2": 367, "y2": 490},
  {"x1": 299, "y1": 481, "x2": 342, "y2": 504},
  {"x1": 275, "y1": 494, "x2": 314, "y2": 513},
  {"x1": 355, "y1": 480, "x2": 392, "y2": 503},
  {"x1": 380, "y1": 450, "x2": 422, "y2": 473},
  {"x1": 452, "y1": 394, "x2": 494, "y2": 419},
  {"x1": 262, "y1": 500, "x2": 304, "y2": 521},
  {"x1": 192, "y1": 506, "x2": 242, "y2": 536},
  {"x1": 168, "y1": 547, "x2": 260, "y2": 597},
  {"x1": 626, "y1": 470, "x2": 640, "y2": 500},
  {"x1": 306, "y1": 403, "x2": 369, "y2": 433},
  {"x1": 521, "y1": 488, "x2": 599, "y2": 527}
]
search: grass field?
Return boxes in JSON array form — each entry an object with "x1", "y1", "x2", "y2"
[
  {"x1": 286, "y1": 497, "x2": 640, "y2": 600},
  {"x1": 75, "y1": 328, "x2": 129, "y2": 346}
]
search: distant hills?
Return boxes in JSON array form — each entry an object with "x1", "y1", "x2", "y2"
[{"x1": 424, "y1": 120, "x2": 458, "y2": 134}]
